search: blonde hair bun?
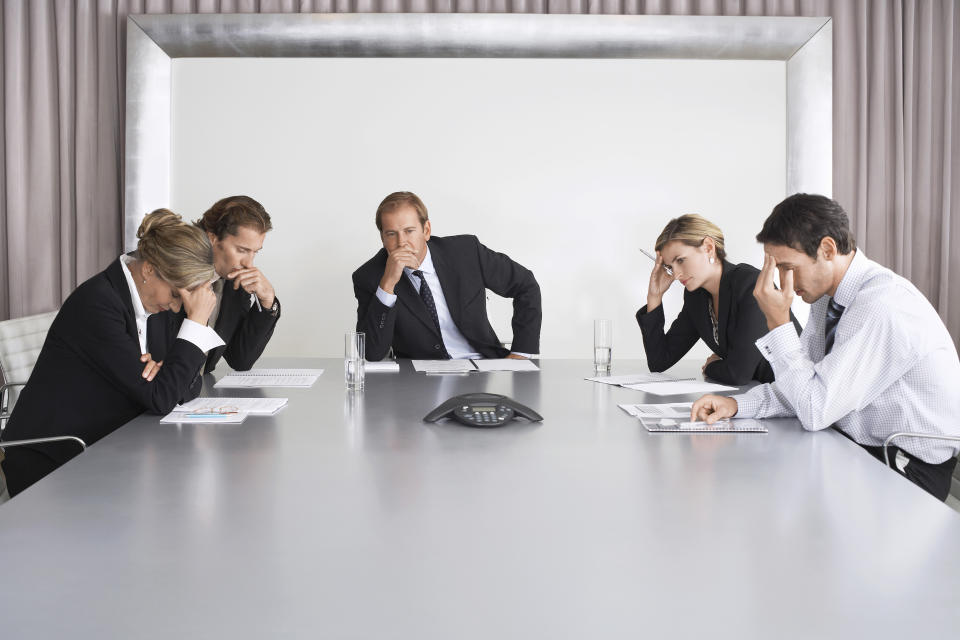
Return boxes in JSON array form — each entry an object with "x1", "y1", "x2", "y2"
[
  {"x1": 137, "y1": 208, "x2": 183, "y2": 240},
  {"x1": 135, "y1": 208, "x2": 215, "y2": 290}
]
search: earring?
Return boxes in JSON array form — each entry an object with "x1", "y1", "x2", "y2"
[
  {"x1": 709, "y1": 257, "x2": 715, "y2": 265},
  {"x1": 142, "y1": 279, "x2": 147, "y2": 284}
]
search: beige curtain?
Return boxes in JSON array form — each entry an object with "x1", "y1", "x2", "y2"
[{"x1": 2, "y1": 0, "x2": 959, "y2": 343}]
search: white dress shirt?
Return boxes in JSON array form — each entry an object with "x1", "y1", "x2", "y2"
[
  {"x1": 734, "y1": 250, "x2": 960, "y2": 464},
  {"x1": 118, "y1": 255, "x2": 225, "y2": 355},
  {"x1": 375, "y1": 248, "x2": 482, "y2": 359}
]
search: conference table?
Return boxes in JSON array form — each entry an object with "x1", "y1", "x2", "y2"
[{"x1": 1, "y1": 358, "x2": 958, "y2": 638}]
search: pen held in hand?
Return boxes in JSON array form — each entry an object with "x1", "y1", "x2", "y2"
[{"x1": 639, "y1": 247, "x2": 674, "y2": 276}]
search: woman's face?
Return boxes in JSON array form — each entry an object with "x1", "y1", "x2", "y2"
[
  {"x1": 659, "y1": 239, "x2": 715, "y2": 292},
  {"x1": 140, "y1": 264, "x2": 183, "y2": 314}
]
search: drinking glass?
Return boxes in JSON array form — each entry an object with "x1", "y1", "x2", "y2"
[
  {"x1": 593, "y1": 319, "x2": 612, "y2": 373},
  {"x1": 345, "y1": 331, "x2": 365, "y2": 390}
]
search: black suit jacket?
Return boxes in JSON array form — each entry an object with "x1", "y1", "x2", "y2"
[
  {"x1": 352, "y1": 235, "x2": 542, "y2": 361},
  {"x1": 1, "y1": 259, "x2": 206, "y2": 495},
  {"x1": 636, "y1": 260, "x2": 803, "y2": 385},
  {"x1": 156, "y1": 283, "x2": 280, "y2": 375}
]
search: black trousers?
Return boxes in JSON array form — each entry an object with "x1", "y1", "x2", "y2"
[
  {"x1": 855, "y1": 441, "x2": 957, "y2": 501},
  {"x1": 0, "y1": 441, "x2": 80, "y2": 497}
]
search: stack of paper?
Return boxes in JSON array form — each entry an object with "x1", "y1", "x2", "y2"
[
  {"x1": 623, "y1": 380, "x2": 738, "y2": 396},
  {"x1": 618, "y1": 402, "x2": 693, "y2": 419},
  {"x1": 161, "y1": 397, "x2": 289, "y2": 424},
  {"x1": 639, "y1": 416, "x2": 767, "y2": 433},
  {"x1": 618, "y1": 402, "x2": 766, "y2": 433},
  {"x1": 586, "y1": 372, "x2": 681, "y2": 386},
  {"x1": 472, "y1": 359, "x2": 539, "y2": 372},
  {"x1": 176, "y1": 397, "x2": 289, "y2": 415},
  {"x1": 412, "y1": 359, "x2": 476, "y2": 373},
  {"x1": 214, "y1": 368, "x2": 323, "y2": 388},
  {"x1": 365, "y1": 361, "x2": 400, "y2": 373},
  {"x1": 412, "y1": 359, "x2": 540, "y2": 373}
]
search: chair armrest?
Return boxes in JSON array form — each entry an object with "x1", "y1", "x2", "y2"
[
  {"x1": 0, "y1": 382, "x2": 27, "y2": 412},
  {"x1": 882, "y1": 432, "x2": 960, "y2": 466},
  {"x1": 0, "y1": 435, "x2": 87, "y2": 452}
]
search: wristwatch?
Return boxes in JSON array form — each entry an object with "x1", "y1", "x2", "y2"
[{"x1": 265, "y1": 299, "x2": 280, "y2": 317}]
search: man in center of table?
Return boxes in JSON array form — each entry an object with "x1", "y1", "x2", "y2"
[{"x1": 352, "y1": 191, "x2": 542, "y2": 362}]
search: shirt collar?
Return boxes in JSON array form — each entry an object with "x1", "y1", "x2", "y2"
[
  {"x1": 118, "y1": 254, "x2": 151, "y2": 321},
  {"x1": 831, "y1": 249, "x2": 867, "y2": 308},
  {"x1": 403, "y1": 246, "x2": 434, "y2": 276}
]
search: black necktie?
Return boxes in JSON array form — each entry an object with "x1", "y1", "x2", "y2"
[
  {"x1": 824, "y1": 297, "x2": 845, "y2": 355},
  {"x1": 413, "y1": 270, "x2": 449, "y2": 358}
]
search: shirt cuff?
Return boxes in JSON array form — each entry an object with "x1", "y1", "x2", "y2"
[
  {"x1": 177, "y1": 319, "x2": 226, "y2": 353},
  {"x1": 376, "y1": 287, "x2": 398, "y2": 308},
  {"x1": 509, "y1": 352, "x2": 533, "y2": 358},
  {"x1": 755, "y1": 321, "x2": 803, "y2": 364},
  {"x1": 731, "y1": 392, "x2": 760, "y2": 419}
]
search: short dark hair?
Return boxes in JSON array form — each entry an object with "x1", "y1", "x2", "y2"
[
  {"x1": 196, "y1": 195, "x2": 273, "y2": 240},
  {"x1": 756, "y1": 193, "x2": 856, "y2": 258},
  {"x1": 375, "y1": 191, "x2": 429, "y2": 231}
]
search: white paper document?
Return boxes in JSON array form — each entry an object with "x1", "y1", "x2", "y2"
[
  {"x1": 365, "y1": 361, "x2": 400, "y2": 373},
  {"x1": 639, "y1": 416, "x2": 767, "y2": 433},
  {"x1": 214, "y1": 368, "x2": 324, "y2": 388},
  {"x1": 160, "y1": 412, "x2": 247, "y2": 424},
  {"x1": 618, "y1": 402, "x2": 692, "y2": 419},
  {"x1": 623, "y1": 380, "x2": 738, "y2": 396},
  {"x1": 412, "y1": 359, "x2": 477, "y2": 373},
  {"x1": 586, "y1": 372, "x2": 681, "y2": 386},
  {"x1": 472, "y1": 359, "x2": 540, "y2": 372},
  {"x1": 175, "y1": 397, "x2": 289, "y2": 415}
]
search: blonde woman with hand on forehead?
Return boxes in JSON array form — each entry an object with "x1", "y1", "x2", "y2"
[
  {"x1": 0, "y1": 209, "x2": 224, "y2": 497},
  {"x1": 636, "y1": 214, "x2": 801, "y2": 386}
]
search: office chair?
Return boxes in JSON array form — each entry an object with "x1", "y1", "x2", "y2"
[
  {"x1": 883, "y1": 433, "x2": 960, "y2": 501},
  {"x1": 0, "y1": 310, "x2": 58, "y2": 430},
  {"x1": 882, "y1": 433, "x2": 960, "y2": 467},
  {"x1": 0, "y1": 436, "x2": 87, "y2": 503}
]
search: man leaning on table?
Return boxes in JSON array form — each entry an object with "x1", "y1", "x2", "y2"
[
  {"x1": 352, "y1": 191, "x2": 542, "y2": 362},
  {"x1": 152, "y1": 195, "x2": 281, "y2": 381},
  {"x1": 691, "y1": 193, "x2": 960, "y2": 500}
]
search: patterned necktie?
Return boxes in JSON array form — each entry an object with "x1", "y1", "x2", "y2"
[
  {"x1": 824, "y1": 297, "x2": 845, "y2": 355},
  {"x1": 413, "y1": 270, "x2": 449, "y2": 358}
]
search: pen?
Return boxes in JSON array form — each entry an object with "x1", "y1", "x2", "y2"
[
  {"x1": 639, "y1": 248, "x2": 674, "y2": 276},
  {"x1": 185, "y1": 413, "x2": 237, "y2": 418}
]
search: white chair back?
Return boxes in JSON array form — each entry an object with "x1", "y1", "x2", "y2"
[{"x1": 0, "y1": 310, "x2": 58, "y2": 411}]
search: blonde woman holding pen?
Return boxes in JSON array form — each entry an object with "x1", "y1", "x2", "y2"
[{"x1": 636, "y1": 215, "x2": 801, "y2": 385}]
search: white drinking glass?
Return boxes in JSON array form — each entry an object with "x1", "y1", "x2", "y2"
[
  {"x1": 593, "y1": 319, "x2": 612, "y2": 373},
  {"x1": 345, "y1": 331, "x2": 365, "y2": 390}
]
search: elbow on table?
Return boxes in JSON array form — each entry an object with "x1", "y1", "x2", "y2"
[
  {"x1": 797, "y1": 412, "x2": 836, "y2": 432},
  {"x1": 365, "y1": 341, "x2": 391, "y2": 363},
  {"x1": 142, "y1": 390, "x2": 183, "y2": 416},
  {"x1": 645, "y1": 358, "x2": 669, "y2": 373}
]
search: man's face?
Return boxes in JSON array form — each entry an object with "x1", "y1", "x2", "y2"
[
  {"x1": 765, "y1": 242, "x2": 835, "y2": 304},
  {"x1": 380, "y1": 205, "x2": 431, "y2": 263},
  {"x1": 208, "y1": 225, "x2": 266, "y2": 278}
]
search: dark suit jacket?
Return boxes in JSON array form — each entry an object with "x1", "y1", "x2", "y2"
[
  {"x1": 636, "y1": 260, "x2": 803, "y2": 385},
  {"x1": 0, "y1": 259, "x2": 206, "y2": 495},
  {"x1": 352, "y1": 235, "x2": 542, "y2": 361},
  {"x1": 156, "y1": 283, "x2": 280, "y2": 375}
]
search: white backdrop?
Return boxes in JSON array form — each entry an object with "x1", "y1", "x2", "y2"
[{"x1": 171, "y1": 57, "x2": 795, "y2": 360}]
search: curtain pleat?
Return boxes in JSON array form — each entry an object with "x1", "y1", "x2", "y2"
[{"x1": 1, "y1": 0, "x2": 959, "y2": 346}]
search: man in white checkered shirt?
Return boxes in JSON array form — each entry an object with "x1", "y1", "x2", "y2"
[{"x1": 692, "y1": 194, "x2": 960, "y2": 500}]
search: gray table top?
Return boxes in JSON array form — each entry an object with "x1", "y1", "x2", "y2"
[{"x1": 1, "y1": 358, "x2": 958, "y2": 638}]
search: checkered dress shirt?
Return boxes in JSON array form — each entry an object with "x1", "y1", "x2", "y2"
[{"x1": 735, "y1": 250, "x2": 960, "y2": 464}]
